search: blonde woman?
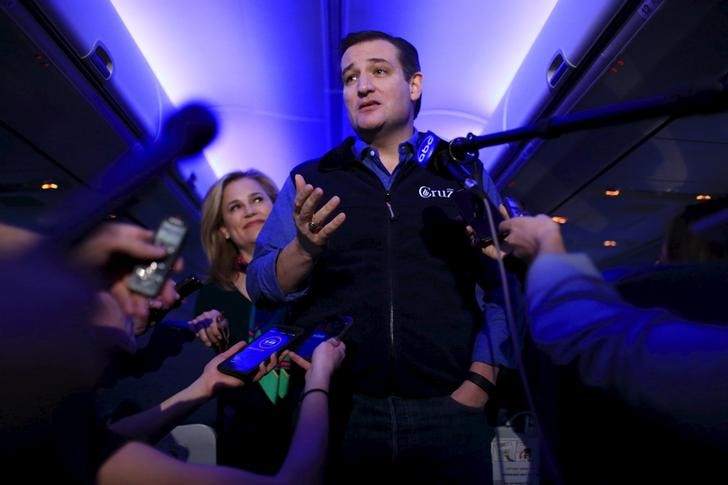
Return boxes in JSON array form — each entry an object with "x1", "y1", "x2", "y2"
[{"x1": 190, "y1": 170, "x2": 292, "y2": 473}]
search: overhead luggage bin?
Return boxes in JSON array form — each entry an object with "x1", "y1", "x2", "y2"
[{"x1": 479, "y1": 0, "x2": 665, "y2": 180}]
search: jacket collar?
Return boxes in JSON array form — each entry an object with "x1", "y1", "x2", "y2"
[
  {"x1": 317, "y1": 133, "x2": 454, "y2": 174},
  {"x1": 319, "y1": 137, "x2": 358, "y2": 172}
]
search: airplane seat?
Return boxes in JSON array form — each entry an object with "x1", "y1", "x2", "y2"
[
  {"x1": 607, "y1": 262, "x2": 728, "y2": 325},
  {"x1": 156, "y1": 423, "x2": 217, "y2": 465}
]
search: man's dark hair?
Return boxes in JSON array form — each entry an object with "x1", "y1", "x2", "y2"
[{"x1": 340, "y1": 30, "x2": 422, "y2": 118}]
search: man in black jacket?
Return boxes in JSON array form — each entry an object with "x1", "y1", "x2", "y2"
[{"x1": 248, "y1": 31, "x2": 511, "y2": 484}]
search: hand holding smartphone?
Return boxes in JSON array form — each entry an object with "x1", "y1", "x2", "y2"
[
  {"x1": 147, "y1": 274, "x2": 203, "y2": 327},
  {"x1": 294, "y1": 315, "x2": 353, "y2": 361},
  {"x1": 217, "y1": 325, "x2": 303, "y2": 381}
]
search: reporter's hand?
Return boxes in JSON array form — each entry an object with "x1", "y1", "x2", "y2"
[
  {"x1": 72, "y1": 223, "x2": 167, "y2": 270},
  {"x1": 198, "y1": 341, "x2": 248, "y2": 397},
  {"x1": 287, "y1": 351, "x2": 311, "y2": 372},
  {"x1": 71, "y1": 222, "x2": 182, "y2": 333},
  {"x1": 466, "y1": 224, "x2": 506, "y2": 261},
  {"x1": 499, "y1": 214, "x2": 566, "y2": 262},
  {"x1": 467, "y1": 203, "x2": 511, "y2": 260},
  {"x1": 109, "y1": 259, "x2": 182, "y2": 335},
  {"x1": 189, "y1": 309, "x2": 229, "y2": 350},
  {"x1": 249, "y1": 352, "x2": 282, "y2": 382},
  {"x1": 92, "y1": 291, "x2": 136, "y2": 353},
  {"x1": 306, "y1": 338, "x2": 346, "y2": 388},
  {"x1": 289, "y1": 338, "x2": 347, "y2": 374},
  {"x1": 149, "y1": 277, "x2": 186, "y2": 310},
  {"x1": 198, "y1": 341, "x2": 283, "y2": 395}
]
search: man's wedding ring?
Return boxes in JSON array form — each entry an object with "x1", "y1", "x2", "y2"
[{"x1": 308, "y1": 220, "x2": 322, "y2": 233}]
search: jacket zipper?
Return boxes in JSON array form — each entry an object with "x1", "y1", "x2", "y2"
[
  {"x1": 385, "y1": 191, "x2": 397, "y2": 392},
  {"x1": 385, "y1": 193, "x2": 396, "y2": 221}
]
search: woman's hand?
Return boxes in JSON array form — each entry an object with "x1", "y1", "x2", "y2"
[{"x1": 189, "y1": 309, "x2": 230, "y2": 351}]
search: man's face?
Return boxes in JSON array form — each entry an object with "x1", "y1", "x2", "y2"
[{"x1": 341, "y1": 39, "x2": 422, "y2": 137}]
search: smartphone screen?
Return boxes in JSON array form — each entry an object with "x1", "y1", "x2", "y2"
[
  {"x1": 295, "y1": 329, "x2": 328, "y2": 362},
  {"x1": 294, "y1": 316, "x2": 353, "y2": 361},
  {"x1": 218, "y1": 325, "x2": 302, "y2": 379}
]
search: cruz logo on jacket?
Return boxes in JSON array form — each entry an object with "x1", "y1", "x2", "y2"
[{"x1": 418, "y1": 186, "x2": 455, "y2": 198}]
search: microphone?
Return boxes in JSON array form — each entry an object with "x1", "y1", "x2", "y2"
[
  {"x1": 42, "y1": 103, "x2": 218, "y2": 247},
  {"x1": 431, "y1": 149, "x2": 489, "y2": 200},
  {"x1": 158, "y1": 103, "x2": 219, "y2": 157},
  {"x1": 157, "y1": 319, "x2": 196, "y2": 334},
  {"x1": 415, "y1": 130, "x2": 490, "y2": 200},
  {"x1": 448, "y1": 81, "x2": 728, "y2": 162}
]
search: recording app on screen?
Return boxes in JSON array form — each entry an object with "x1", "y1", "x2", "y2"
[{"x1": 225, "y1": 326, "x2": 297, "y2": 375}]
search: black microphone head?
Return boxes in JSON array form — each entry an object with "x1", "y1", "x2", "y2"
[
  {"x1": 433, "y1": 147, "x2": 473, "y2": 174},
  {"x1": 161, "y1": 103, "x2": 218, "y2": 156},
  {"x1": 448, "y1": 137, "x2": 470, "y2": 163}
]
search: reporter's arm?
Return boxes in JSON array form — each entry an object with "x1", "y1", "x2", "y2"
[
  {"x1": 526, "y1": 252, "x2": 728, "y2": 446},
  {"x1": 71, "y1": 222, "x2": 167, "y2": 269},
  {"x1": 109, "y1": 342, "x2": 248, "y2": 443},
  {"x1": 98, "y1": 441, "x2": 283, "y2": 485},
  {"x1": 276, "y1": 338, "x2": 345, "y2": 484},
  {"x1": 0, "y1": 223, "x2": 39, "y2": 256},
  {"x1": 499, "y1": 214, "x2": 566, "y2": 262},
  {"x1": 100, "y1": 339, "x2": 345, "y2": 485}
]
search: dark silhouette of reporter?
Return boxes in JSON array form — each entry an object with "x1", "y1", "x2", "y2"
[{"x1": 499, "y1": 214, "x2": 728, "y2": 484}]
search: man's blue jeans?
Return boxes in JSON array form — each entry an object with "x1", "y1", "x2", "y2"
[{"x1": 331, "y1": 394, "x2": 495, "y2": 484}]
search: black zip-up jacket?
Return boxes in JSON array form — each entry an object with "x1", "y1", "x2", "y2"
[{"x1": 289, "y1": 137, "x2": 484, "y2": 398}]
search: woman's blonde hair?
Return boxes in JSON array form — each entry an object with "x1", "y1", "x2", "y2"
[{"x1": 200, "y1": 170, "x2": 279, "y2": 289}]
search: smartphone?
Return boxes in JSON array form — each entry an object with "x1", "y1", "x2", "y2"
[
  {"x1": 174, "y1": 275, "x2": 203, "y2": 298},
  {"x1": 128, "y1": 216, "x2": 188, "y2": 297},
  {"x1": 452, "y1": 189, "x2": 505, "y2": 247},
  {"x1": 147, "y1": 275, "x2": 203, "y2": 327},
  {"x1": 217, "y1": 325, "x2": 303, "y2": 380},
  {"x1": 294, "y1": 315, "x2": 353, "y2": 361}
]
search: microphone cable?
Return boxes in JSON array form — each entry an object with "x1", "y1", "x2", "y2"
[{"x1": 460, "y1": 157, "x2": 565, "y2": 485}]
